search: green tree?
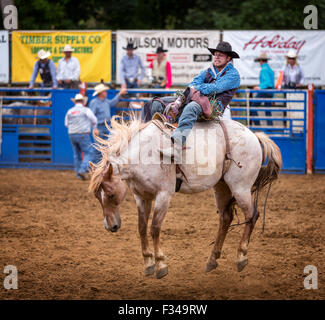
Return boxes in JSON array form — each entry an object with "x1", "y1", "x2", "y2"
[{"x1": 13, "y1": 0, "x2": 325, "y2": 30}]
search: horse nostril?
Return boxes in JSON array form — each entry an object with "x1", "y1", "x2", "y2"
[{"x1": 110, "y1": 224, "x2": 119, "y2": 232}]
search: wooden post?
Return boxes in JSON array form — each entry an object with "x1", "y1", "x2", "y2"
[{"x1": 307, "y1": 84, "x2": 314, "y2": 174}]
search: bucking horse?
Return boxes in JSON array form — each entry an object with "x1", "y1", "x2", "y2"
[{"x1": 88, "y1": 115, "x2": 282, "y2": 279}]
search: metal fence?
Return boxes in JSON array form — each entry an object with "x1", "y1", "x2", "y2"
[{"x1": 0, "y1": 87, "x2": 310, "y2": 173}]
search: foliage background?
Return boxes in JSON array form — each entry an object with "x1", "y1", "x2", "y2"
[{"x1": 12, "y1": 0, "x2": 325, "y2": 30}]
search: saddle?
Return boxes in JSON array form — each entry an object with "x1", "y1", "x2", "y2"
[{"x1": 151, "y1": 113, "x2": 242, "y2": 192}]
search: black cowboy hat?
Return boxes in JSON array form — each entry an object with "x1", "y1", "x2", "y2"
[
  {"x1": 123, "y1": 42, "x2": 137, "y2": 50},
  {"x1": 156, "y1": 46, "x2": 168, "y2": 53},
  {"x1": 208, "y1": 41, "x2": 240, "y2": 59}
]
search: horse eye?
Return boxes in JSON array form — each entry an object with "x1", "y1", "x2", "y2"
[{"x1": 108, "y1": 194, "x2": 115, "y2": 200}]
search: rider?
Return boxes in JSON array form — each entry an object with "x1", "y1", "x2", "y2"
[{"x1": 151, "y1": 41, "x2": 240, "y2": 161}]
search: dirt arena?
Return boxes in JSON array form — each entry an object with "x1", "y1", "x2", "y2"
[{"x1": 0, "y1": 169, "x2": 324, "y2": 300}]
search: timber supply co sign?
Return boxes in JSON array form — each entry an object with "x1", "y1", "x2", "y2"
[
  {"x1": 12, "y1": 30, "x2": 112, "y2": 83},
  {"x1": 116, "y1": 30, "x2": 221, "y2": 85},
  {"x1": 223, "y1": 30, "x2": 325, "y2": 86},
  {"x1": 0, "y1": 30, "x2": 9, "y2": 83}
]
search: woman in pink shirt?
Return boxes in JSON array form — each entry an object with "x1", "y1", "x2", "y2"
[{"x1": 149, "y1": 47, "x2": 172, "y2": 89}]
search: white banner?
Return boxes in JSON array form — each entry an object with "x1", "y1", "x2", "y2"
[
  {"x1": 0, "y1": 30, "x2": 9, "y2": 83},
  {"x1": 116, "y1": 30, "x2": 221, "y2": 85},
  {"x1": 223, "y1": 30, "x2": 325, "y2": 86}
]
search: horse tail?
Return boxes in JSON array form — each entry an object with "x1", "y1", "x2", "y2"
[
  {"x1": 252, "y1": 132, "x2": 282, "y2": 233},
  {"x1": 253, "y1": 132, "x2": 282, "y2": 192}
]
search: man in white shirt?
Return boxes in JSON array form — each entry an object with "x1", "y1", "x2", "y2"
[
  {"x1": 65, "y1": 93, "x2": 97, "y2": 180},
  {"x1": 57, "y1": 44, "x2": 81, "y2": 89}
]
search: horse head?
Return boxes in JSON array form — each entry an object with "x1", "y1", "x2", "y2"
[{"x1": 90, "y1": 162, "x2": 127, "y2": 233}]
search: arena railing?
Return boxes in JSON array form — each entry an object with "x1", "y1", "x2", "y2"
[
  {"x1": 0, "y1": 87, "x2": 313, "y2": 172},
  {"x1": 116, "y1": 88, "x2": 307, "y2": 137},
  {"x1": 0, "y1": 88, "x2": 53, "y2": 165}
]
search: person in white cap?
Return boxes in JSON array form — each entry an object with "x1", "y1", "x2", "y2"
[
  {"x1": 29, "y1": 49, "x2": 57, "y2": 89},
  {"x1": 65, "y1": 93, "x2": 97, "y2": 180},
  {"x1": 89, "y1": 83, "x2": 127, "y2": 163},
  {"x1": 281, "y1": 49, "x2": 304, "y2": 88},
  {"x1": 57, "y1": 44, "x2": 81, "y2": 89}
]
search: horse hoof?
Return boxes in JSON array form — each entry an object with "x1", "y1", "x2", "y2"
[
  {"x1": 144, "y1": 264, "x2": 155, "y2": 276},
  {"x1": 205, "y1": 261, "x2": 218, "y2": 273},
  {"x1": 237, "y1": 259, "x2": 248, "y2": 272},
  {"x1": 156, "y1": 267, "x2": 168, "y2": 279}
]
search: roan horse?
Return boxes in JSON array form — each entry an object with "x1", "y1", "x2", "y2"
[{"x1": 89, "y1": 115, "x2": 282, "y2": 279}]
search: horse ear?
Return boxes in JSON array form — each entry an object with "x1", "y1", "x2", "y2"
[
  {"x1": 89, "y1": 161, "x2": 95, "y2": 173},
  {"x1": 104, "y1": 163, "x2": 113, "y2": 180}
]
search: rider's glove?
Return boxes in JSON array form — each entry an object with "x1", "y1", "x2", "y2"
[{"x1": 163, "y1": 98, "x2": 182, "y2": 118}]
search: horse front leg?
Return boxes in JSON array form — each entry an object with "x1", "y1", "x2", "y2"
[
  {"x1": 150, "y1": 191, "x2": 172, "y2": 279},
  {"x1": 134, "y1": 195, "x2": 155, "y2": 276}
]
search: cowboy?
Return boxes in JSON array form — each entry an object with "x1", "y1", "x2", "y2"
[
  {"x1": 252, "y1": 52, "x2": 275, "y2": 126},
  {"x1": 120, "y1": 42, "x2": 145, "y2": 91},
  {"x1": 89, "y1": 83, "x2": 127, "y2": 163},
  {"x1": 29, "y1": 49, "x2": 57, "y2": 89},
  {"x1": 151, "y1": 41, "x2": 240, "y2": 161},
  {"x1": 148, "y1": 46, "x2": 172, "y2": 89},
  {"x1": 65, "y1": 93, "x2": 97, "y2": 180},
  {"x1": 57, "y1": 44, "x2": 81, "y2": 89},
  {"x1": 281, "y1": 49, "x2": 304, "y2": 89}
]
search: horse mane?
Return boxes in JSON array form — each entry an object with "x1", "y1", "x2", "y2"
[{"x1": 88, "y1": 114, "x2": 148, "y2": 193}]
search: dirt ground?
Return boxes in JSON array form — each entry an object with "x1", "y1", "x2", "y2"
[{"x1": 0, "y1": 169, "x2": 324, "y2": 300}]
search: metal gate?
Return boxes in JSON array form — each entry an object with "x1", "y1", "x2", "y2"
[
  {"x1": 314, "y1": 90, "x2": 325, "y2": 173},
  {"x1": 230, "y1": 89, "x2": 307, "y2": 174},
  {"x1": 0, "y1": 88, "x2": 53, "y2": 168}
]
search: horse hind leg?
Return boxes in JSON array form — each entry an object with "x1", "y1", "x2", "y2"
[
  {"x1": 150, "y1": 191, "x2": 172, "y2": 279},
  {"x1": 206, "y1": 182, "x2": 234, "y2": 273},
  {"x1": 134, "y1": 195, "x2": 155, "y2": 276},
  {"x1": 232, "y1": 188, "x2": 260, "y2": 272}
]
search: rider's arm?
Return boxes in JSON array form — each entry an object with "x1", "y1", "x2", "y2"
[
  {"x1": 193, "y1": 69, "x2": 240, "y2": 95},
  {"x1": 189, "y1": 70, "x2": 206, "y2": 89}
]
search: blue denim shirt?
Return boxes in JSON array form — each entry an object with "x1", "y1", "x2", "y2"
[
  {"x1": 89, "y1": 94, "x2": 120, "y2": 126},
  {"x1": 119, "y1": 54, "x2": 145, "y2": 84},
  {"x1": 190, "y1": 63, "x2": 240, "y2": 95},
  {"x1": 259, "y1": 63, "x2": 274, "y2": 89}
]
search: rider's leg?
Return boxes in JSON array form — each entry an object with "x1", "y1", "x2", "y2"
[
  {"x1": 160, "y1": 101, "x2": 202, "y2": 161},
  {"x1": 172, "y1": 101, "x2": 202, "y2": 145},
  {"x1": 151, "y1": 100, "x2": 165, "y2": 117}
]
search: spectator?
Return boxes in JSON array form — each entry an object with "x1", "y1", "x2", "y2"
[
  {"x1": 57, "y1": 44, "x2": 80, "y2": 89},
  {"x1": 65, "y1": 93, "x2": 97, "y2": 180},
  {"x1": 29, "y1": 49, "x2": 57, "y2": 89},
  {"x1": 89, "y1": 83, "x2": 127, "y2": 163},
  {"x1": 281, "y1": 49, "x2": 304, "y2": 89},
  {"x1": 148, "y1": 47, "x2": 172, "y2": 89},
  {"x1": 120, "y1": 42, "x2": 145, "y2": 92},
  {"x1": 252, "y1": 52, "x2": 274, "y2": 126}
]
